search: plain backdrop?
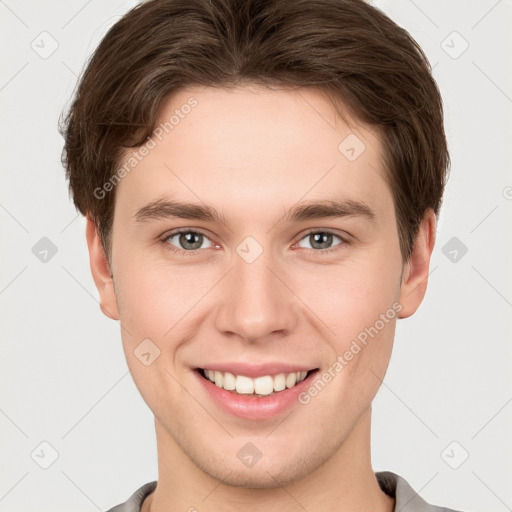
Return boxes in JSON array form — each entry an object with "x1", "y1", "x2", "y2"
[{"x1": 0, "y1": 1, "x2": 511, "y2": 511}]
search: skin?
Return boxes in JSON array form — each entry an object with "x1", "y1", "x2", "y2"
[{"x1": 86, "y1": 85, "x2": 436, "y2": 512}]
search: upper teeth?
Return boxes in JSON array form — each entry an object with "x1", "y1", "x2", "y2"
[{"x1": 203, "y1": 369, "x2": 308, "y2": 395}]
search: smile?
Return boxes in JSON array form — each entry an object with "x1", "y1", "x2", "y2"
[{"x1": 198, "y1": 368, "x2": 314, "y2": 396}]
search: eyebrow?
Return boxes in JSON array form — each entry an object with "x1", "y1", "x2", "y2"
[{"x1": 134, "y1": 198, "x2": 376, "y2": 225}]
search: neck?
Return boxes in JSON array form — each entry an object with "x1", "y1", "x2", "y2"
[{"x1": 142, "y1": 407, "x2": 394, "y2": 512}]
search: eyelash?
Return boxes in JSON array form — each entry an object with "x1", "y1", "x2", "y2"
[{"x1": 161, "y1": 228, "x2": 349, "y2": 257}]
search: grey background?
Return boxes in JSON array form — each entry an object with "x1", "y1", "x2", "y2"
[{"x1": 0, "y1": 1, "x2": 511, "y2": 511}]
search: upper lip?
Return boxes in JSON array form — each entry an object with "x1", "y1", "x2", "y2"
[{"x1": 196, "y1": 362, "x2": 317, "y2": 379}]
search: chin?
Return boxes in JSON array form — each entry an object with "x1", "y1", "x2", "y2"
[{"x1": 193, "y1": 447, "x2": 329, "y2": 489}]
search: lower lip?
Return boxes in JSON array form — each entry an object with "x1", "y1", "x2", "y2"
[{"x1": 195, "y1": 369, "x2": 318, "y2": 420}]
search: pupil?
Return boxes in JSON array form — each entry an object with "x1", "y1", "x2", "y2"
[
  {"x1": 180, "y1": 232, "x2": 202, "y2": 250},
  {"x1": 312, "y1": 232, "x2": 332, "y2": 249}
]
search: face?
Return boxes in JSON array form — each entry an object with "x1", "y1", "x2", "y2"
[{"x1": 87, "y1": 85, "x2": 434, "y2": 488}]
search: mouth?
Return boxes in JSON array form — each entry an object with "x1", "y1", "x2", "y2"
[{"x1": 196, "y1": 367, "x2": 319, "y2": 397}]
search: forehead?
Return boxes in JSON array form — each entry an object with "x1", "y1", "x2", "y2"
[{"x1": 115, "y1": 85, "x2": 391, "y2": 226}]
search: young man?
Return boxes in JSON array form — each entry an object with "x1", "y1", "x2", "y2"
[{"x1": 61, "y1": 0, "x2": 464, "y2": 510}]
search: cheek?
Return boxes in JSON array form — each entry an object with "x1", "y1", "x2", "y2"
[
  {"x1": 300, "y1": 255, "x2": 401, "y2": 339},
  {"x1": 300, "y1": 277, "x2": 399, "y2": 422},
  {"x1": 112, "y1": 259, "x2": 224, "y2": 403},
  {"x1": 300, "y1": 253, "x2": 401, "y2": 394},
  {"x1": 114, "y1": 257, "x2": 217, "y2": 336},
  {"x1": 112, "y1": 263, "x2": 196, "y2": 412}
]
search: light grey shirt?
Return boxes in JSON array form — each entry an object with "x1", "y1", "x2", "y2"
[{"x1": 105, "y1": 471, "x2": 465, "y2": 511}]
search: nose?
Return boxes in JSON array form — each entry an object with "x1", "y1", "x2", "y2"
[{"x1": 214, "y1": 247, "x2": 299, "y2": 343}]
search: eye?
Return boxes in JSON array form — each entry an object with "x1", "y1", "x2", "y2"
[
  {"x1": 164, "y1": 229, "x2": 214, "y2": 252},
  {"x1": 296, "y1": 230, "x2": 345, "y2": 253},
  {"x1": 161, "y1": 228, "x2": 348, "y2": 256}
]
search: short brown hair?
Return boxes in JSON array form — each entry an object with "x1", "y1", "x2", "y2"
[{"x1": 60, "y1": 0, "x2": 450, "y2": 261}]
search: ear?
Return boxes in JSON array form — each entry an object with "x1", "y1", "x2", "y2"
[
  {"x1": 85, "y1": 217, "x2": 120, "y2": 320},
  {"x1": 397, "y1": 209, "x2": 437, "y2": 319}
]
